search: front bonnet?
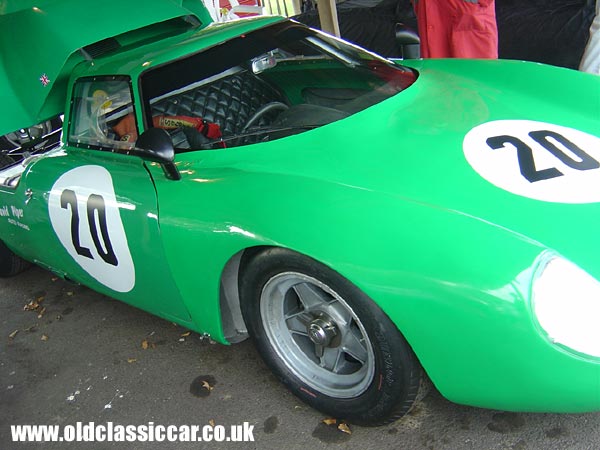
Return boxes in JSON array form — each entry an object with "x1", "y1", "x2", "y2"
[{"x1": 369, "y1": 59, "x2": 600, "y2": 274}]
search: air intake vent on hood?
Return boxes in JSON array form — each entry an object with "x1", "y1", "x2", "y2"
[{"x1": 80, "y1": 37, "x2": 121, "y2": 60}]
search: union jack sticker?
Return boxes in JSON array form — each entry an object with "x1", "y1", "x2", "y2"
[{"x1": 39, "y1": 73, "x2": 50, "y2": 87}]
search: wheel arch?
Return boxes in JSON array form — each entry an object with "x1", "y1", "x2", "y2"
[
  {"x1": 218, "y1": 245, "x2": 271, "y2": 344},
  {"x1": 217, "y1": 244, "x2": 430, "y2": 377}
]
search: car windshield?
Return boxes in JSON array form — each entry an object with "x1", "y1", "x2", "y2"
[{"x1": 139, "y1": 21, "x2": 416, "y2": 151}]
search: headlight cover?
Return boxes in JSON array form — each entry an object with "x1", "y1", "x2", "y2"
[{"x1": 532, "y1": 252, "x2": 600, "y2": 358}]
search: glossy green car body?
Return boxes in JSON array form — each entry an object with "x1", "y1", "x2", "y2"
[{"x1": 1, "y1": 0, "x2": 599, "y2": 417}]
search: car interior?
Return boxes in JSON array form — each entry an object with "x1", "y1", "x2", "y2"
[{"x1": 141, "y1": 22, "x2": 416, "y2": 151}]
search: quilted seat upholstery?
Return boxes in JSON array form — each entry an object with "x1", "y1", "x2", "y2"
[{"x1": 151, "y1": 70, "x2": 285, "y2": 136}]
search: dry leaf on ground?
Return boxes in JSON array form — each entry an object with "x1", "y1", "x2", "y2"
[
  {"x1": 41, "y1": 334, "x2": 49, "y2": 341},
  {"x1": 322, "y1": 418, "x2": 337, "y2": 425},
  {"x1": 24, "y1": 296, "x2": 45, "y2": 311},
  {"x1": 8, "y1": 330, "x2": 19, "y2": 339},
  {"x1": 337, "y1": 423, "x2": 351, "y2": 434},
  {"x1": 23, "y1": 300, "x2": 39, "y2": 311}
]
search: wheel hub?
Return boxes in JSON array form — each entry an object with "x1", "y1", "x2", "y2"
[{"x1": 308, "y1": 315, "x2": 338, "y2": 347}]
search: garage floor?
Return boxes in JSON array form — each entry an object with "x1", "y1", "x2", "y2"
[{"x1": 2, "y1": 266, "x2": 599, "y2": 449}]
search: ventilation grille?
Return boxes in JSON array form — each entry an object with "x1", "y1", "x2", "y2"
[{"x1": 80, "y1": 38, "x2": 121, "y2": 60}]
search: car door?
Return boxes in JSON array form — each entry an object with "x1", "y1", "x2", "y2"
[{"x1": 16, "y1": 76, "x2": 193, "y2": 324}]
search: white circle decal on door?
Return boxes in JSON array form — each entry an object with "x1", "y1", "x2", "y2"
[
  {"x1": 48, "y1": 165, "x2": 135, "y2": 292},
  {"x1": 463, "y1": 120, "x2": 600, "y2": 203}
]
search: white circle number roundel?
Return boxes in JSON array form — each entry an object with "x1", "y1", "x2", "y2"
[
  {"x1": 48, "y1": 165, "x2": 135, "y2": 292},
  {"x1": 463, "y1": 120, "x2": 600, "y2": 203}
]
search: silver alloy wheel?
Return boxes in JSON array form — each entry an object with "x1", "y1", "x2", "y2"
[{"x1": 260, "y1": 271, "x2": 375, "y2": 398}]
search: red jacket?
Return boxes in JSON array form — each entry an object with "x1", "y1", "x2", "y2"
[{"x1": 414, "y1": 0, "x2": 498, "y2": 58}]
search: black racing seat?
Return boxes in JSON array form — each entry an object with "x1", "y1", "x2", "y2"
[{"x1": 151, "y1": 69, "x2": 286, "y2": 137}]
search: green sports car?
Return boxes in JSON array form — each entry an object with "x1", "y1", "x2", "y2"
[{"x1": 1, "y1": 0, "x2": 599, "y2": 426}]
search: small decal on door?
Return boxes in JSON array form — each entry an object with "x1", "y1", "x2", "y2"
[{"x1": 0, "y1": 204, "x2": 29, "y2": 230}]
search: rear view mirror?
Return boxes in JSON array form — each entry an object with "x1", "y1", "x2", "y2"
[
  {"x1": 251, "y1": 53, "x2": 277, "y2": 74},
  {"x1": 136, "y1": 128, "x2": 180, "y2": 180}
]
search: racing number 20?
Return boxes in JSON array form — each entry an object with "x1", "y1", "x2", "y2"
[
  {"x1": 60, "y1": 189, "x2": 118, "y2": 266},
  {"x1": 486, "y1": 130, "x2": 599, "y2": 183}
]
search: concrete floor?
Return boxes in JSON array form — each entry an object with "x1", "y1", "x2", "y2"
[{"x1": 2, "y1": 266, "x2": 599, "y2": 449}]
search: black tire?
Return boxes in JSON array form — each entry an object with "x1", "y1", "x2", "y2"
[
  {"x1": 0, "y1": 240, "x2": 30, "y2": 277},
  {"x1": 239, "y1": 247, "x2": 423, "y2": 426}
]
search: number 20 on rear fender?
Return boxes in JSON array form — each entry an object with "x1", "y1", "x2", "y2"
[{"x1": 48, "y1": 165, "x2": 135, "y2": 292}]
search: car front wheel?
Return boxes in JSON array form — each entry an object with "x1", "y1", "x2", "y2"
[{"x1": 240, "y1": 247, "x2": 425, "y2": 426}]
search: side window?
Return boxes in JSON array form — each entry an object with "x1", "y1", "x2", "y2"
[{"x1": 68, "y1": 77, "x2": 137, "y2": 150}]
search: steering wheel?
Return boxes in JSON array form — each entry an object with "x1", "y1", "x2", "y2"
[{"x1": 243, "y1": 102, "x2": 289, "y2": 132}]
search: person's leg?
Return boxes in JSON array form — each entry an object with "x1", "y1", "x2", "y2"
[{"x1": 414, "y1": 0, "x2": 454, "y2": 58}]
